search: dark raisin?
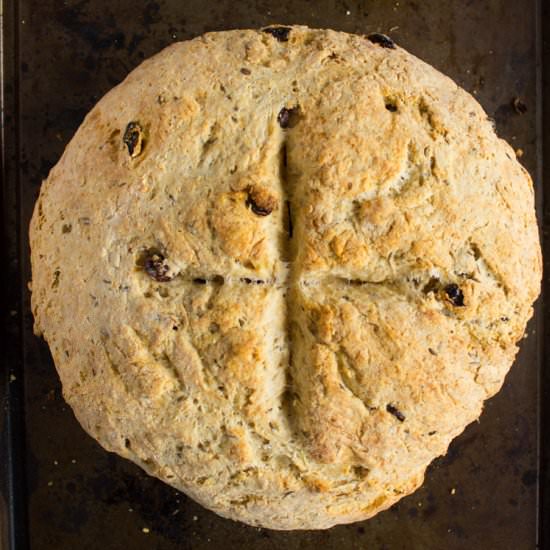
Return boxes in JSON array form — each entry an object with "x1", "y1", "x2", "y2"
[
  {"x1": 277, "y1": 106, "x2": 300, "y2": 129},
  {"x1": 512, "y1": 97, "x2": 527, "y2": 115},
  {"x1": 428, "y1": 430, "x2": 437, "y2": 436},
  {"x1": 367, "y1": 33, "x2": 396, "y2": 49},
  {"x1": 278, "y1": 108, "x2": 290, "y2": 128},
  {"x1": 428, "y1": 348, "x2": 438, "y2": 356},
  {"x1": 144, "y1": 253, "x2": 173, "y2": 282},
  {"x1": 240, "y1": 67, "x2": 251, "y2": 75},
  {"x1": 193, "y1": 278, "x2": 207, "y2": 285},
  {"x1": 386, "y1": 404, "x2": 405, "y2": 422},
  {"x1": 385, "y1": 102, "x2": 398, "y2": 112},
  {"x1": 246, "y1": 185, "x2": 277, "y2": 216},
  {"x1": 123, "y1": 122, "x2": 144, "y2": 158},
  {"x1": 262, "y1": 26, "x2": 291, "y2": 42},
  {"x1": 444, "y1": 284, "x2": 465, "y2": 307}
]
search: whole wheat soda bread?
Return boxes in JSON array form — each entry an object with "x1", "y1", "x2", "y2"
[{"x1": 30, "y1": 26, "x2": 541, "y2": 529}]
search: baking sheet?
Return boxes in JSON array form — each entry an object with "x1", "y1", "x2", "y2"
[{"x1": 1, "y1": 1, "x2": 547, "y2": 548}]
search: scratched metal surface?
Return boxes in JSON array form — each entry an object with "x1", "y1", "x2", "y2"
[{"x1": 5, "y1": 0, "x2": 542, "y2": 548}]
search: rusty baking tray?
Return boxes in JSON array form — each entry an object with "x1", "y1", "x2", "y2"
[{"x1": 2, "y1": 1, "x2": 549, "y2": 548}]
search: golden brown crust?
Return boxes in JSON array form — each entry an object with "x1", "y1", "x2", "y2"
[{"x1": 29, "y1": 26, "x2": 541, "y2": 529}]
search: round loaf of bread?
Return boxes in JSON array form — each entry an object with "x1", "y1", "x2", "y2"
[{"x1": 30, "y1": 26, "x2": 541, "y2": 529}]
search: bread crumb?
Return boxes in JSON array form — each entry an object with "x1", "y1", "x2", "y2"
[
  {"x1": 9, "y1": 374, "x2": 16, "y2": 382},
  {"x1": 450, "y1": 488, "x2": 456, "y2": 495},
  {"x1": 512, "y1": 97, "x2": 527, "y2": 115},
  {"x1": 47, "y1": 481, "x2": 53, "y2": 487},
  {"x1": 142, "y1": 527, "x2": 150, "y2": 534},
  {"x1": 515, "y1": 148, "x2": 524, "y2": 158},
  {"x1": 193, "y1": 515, "x2": 198, "y2": 521}
]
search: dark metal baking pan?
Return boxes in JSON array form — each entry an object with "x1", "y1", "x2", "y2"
[{"x1": 2, "y1": 1, "x2": 548, "y2": 548}]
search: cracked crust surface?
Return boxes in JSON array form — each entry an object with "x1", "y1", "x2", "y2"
[{"x1": 29, "y1": 26, "x2": 541, "y2": 529}]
